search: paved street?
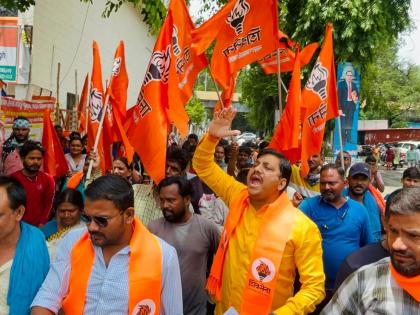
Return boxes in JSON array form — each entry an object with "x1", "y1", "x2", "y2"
[{"x1": 380, "y1": 165, "x2": 405, "y2": 195}]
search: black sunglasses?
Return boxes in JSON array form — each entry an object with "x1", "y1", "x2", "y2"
[{"x1": 81, "y1": 213, "x2": 112, "y2": 228}]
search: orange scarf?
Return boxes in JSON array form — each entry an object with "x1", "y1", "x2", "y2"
[
  {"x1": 62, "y1": 218, "x2": 162, "y2": 314},
  {"x1": 390, "y1": 261, "x2": 420, "y2": 302},
  {"x1": 368, "y1": 184, "x2": 385, "y2": 215},
  {"x1": 207, "y1": 189, "x2": 298, "y2": 314},
  {"x1": 67, "y1": 170, "x2": 84, "y2": 189}
]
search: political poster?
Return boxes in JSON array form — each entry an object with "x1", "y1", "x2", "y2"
[
  {"x1": 0, "y1": 18, "x2": 19, "y2": 82},
  {"x1": 334, "y1": 62, "x2": 361, "y2": 157}
]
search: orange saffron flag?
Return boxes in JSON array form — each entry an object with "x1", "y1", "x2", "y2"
[
  {"x1": 300, "y1": 24, "x2": 339, "y2": 176},
  {"x1": 214, "y1": 72, "x2": 237, "y2": 111},
  {"x1": 269, "y1": 47, "x2": 302, "y2": 163},
  {"x1": 192, "y1": 0, "x2": 278, "y2": 90},
  {"x1": 106, "y1": 41, "x2": 134, "y2": 163},
  {"x1": 259, "y1": 42, "x2": 318, "y2": 74},
  {"x1": 167, "y1": 0, "x2": 208, "y2": 136},
  {"x1": 42, "y1": 109, "x2": 68, "y2": 178},
  {"x1": 67, "y1": 170, "x2": 84, "y2": 189},
  {"x1": 126, "y1": 11, "x2": 173, "y2": 184},
  {"x1": 77, "y1": 74, "x2": 89, "y2": 135},
  {"x1": 88, "y1": 41, "x2": 108, "y2": 174}
]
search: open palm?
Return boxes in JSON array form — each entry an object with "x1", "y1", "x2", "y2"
[{"x1": 208, "y1": 108, "x2": 241, "y2": 139}]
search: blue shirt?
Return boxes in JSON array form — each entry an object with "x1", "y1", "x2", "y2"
[
  {"x1": 299, "y1": 196, "x2": 373, "y2": 289},
  {"x1": 343, "y1": 188, "x2": 382, "y2": 242},
  {"x1": 31, "y1": 227, "x2": 183, "y2": 314}
]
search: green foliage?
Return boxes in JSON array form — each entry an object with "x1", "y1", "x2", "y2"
[
  {"x1": 361, "y1": 42, "x2": 420, "y2": 127},
  {"x1": 186, "y1": 96, "x2": 206, "y2": 125},
  {"x1": 1, "y1": 0, "x2": 34, "y2": 12}
]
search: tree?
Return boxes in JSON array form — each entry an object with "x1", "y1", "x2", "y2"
[{"x1": 186, "y1": 96, "x2": 206, "y2": 125}]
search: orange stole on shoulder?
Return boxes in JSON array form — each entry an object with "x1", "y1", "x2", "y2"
[
  {"x1": 62, "y1": 218, "x2": 162, "y2": 315},
  {"x1": 207, "y1": 189, "x2": 298, "y2": 314}
]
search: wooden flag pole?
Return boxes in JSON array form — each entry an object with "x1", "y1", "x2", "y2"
[
  {"x1": 86, "y1": 93, "x2": 110, "y2": 179},
  {"x1": 276, "y1": 48, "x2": 283, "y2": 116},
  {"x1": 207, "y1": 66, "x2": 225, "y2": 109}
]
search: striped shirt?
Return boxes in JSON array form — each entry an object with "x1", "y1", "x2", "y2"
[
  {"x1": 31, "y1": 227, "x2": 183, "y2": 314},
  {"x1": 321, "y1": 257, "x2": 420, "y2": 314},
  {"x1": 133, "y1": 184, "x2": 163, "y2": 226}
]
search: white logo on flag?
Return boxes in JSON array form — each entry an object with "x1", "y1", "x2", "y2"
[
  {"x1": 112, "y1": 57, "x2": 121, "y2": 76},
  {"x1": 305, "y1": 59, "x2": 329, "y2": 100},
  {"x1": 89, "y1": 88, "x2": 102, "y2": 122},
  {"x1": 143, "y1": 45, "x2": 171, "y2": 85}
]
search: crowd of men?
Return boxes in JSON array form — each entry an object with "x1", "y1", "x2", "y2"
[{"x1": 0, "y1": 110, "x2": 420, "y2": 315}]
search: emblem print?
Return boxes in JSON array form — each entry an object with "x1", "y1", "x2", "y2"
[
  {"x1": 132, "y1": 299, "x2": 156, "y2": 315},
  {"x1": 143, "y1": 45, "x2": 171, "y2": 85},
  {"x1": 305, "y1": 58, "x2": 329, "y2": 100},
  {"x1": 89, "y1": 88, "x2": 103, "y2": 122},
  {"x1": 226, "y1": 0, "x2": 250, "y2": 35},
  {"x1": 251, "y1": 257, "x2": 275, "y2": 283},
  {"x1": 172, "y1": 25, "x2": 181, "y2": 56},
  {"x1": 112, "y1": 57, "x2": 121, "y2": 76}
]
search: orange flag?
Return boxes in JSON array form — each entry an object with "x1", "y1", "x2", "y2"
[
  {"x1": 88, "y1": 41, "x2": 109, "y2": 174},
  {"x1": 77, "y1": 74, "x2": 89, "y2": 135},
  {"x1": 42, "y1": 109, "x2": 68, "y2": 178},
  {"x1": 67, "y1": 170, "x2": 84, "y2": 189},
  {"x1": 126, "y1": 11, "x2": 173, "y2": 184},
  {"x1": 167, "y1": 0, "x2": 208, "y2": 136},
  {"x1": 192, "y1": 0, "x2": 278, "y2": 90},
  {"x1": 259, "y1": 42, "x2": 318, "y2": 74},
  {"x1": 269, "y1": 48, "x2": 302, "y2": 163},
  {"x1": 300, "y1": 24, "x2": 339, "y2": 176},
  {"x1": 214, "y1": 73, "x2": 237, "y2": 111},
  {"x1": 126, "y1": 0, "x2": 207, "y2": 183},
  {"x1": 106, "y1": 41, "x2": 134, "y2": 163}
]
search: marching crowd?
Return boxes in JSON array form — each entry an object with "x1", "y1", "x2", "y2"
[{"x1": 1, "y1": 110, "x2": 420, "y2": 315}]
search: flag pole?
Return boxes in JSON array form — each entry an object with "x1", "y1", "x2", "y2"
[
  {"x1": 207, "y1": 66, "x2": 225, "y2": 109},
  {"x1": 336, "y1": 112, "x2": 345, "y2": 170},
  {"x1": 276, "y1": 48, "x2": 283, "y2": 116},
  {"x1": 86, "y1": 93, "x2": 110, "y2": 179}
]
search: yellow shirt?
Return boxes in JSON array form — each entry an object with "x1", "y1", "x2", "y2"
[
  {"x1": 193, "y1": 134, "x2": 325, "y2": 315},
  {"x1": 290, "y1": 165, "x2": 320, "y2": 198}
]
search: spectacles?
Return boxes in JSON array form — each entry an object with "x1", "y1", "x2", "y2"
[{"x1": 81, "y1": 213, "x2": 116, "y2": 228}]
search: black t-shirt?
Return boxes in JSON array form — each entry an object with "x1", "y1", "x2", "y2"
[{"x1": 334, "y1": 241, "x2": 389, "y2": 291}]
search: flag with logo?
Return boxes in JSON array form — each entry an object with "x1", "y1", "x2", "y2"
[
  {"x1": 77, "y1": 74, "x2": 89, "y2": 135},
  {"x1": 126, "y1": 12, "x2": 173, "y2": 184},
  {"x1": 88, "y1": 41, "x2": 109, "y2": 174},
  {"x1": 191, "y1": 0, "x2": 278, "y2": 90},
  {"x1": 259, "y1": 40, "x2": 318, "y2": 74},
  {"x1": 42, "y1": 109, "x2": 68, "y2": 178},
  {"x1": 269, "y1": 48, "x2": 302, "y2": 163},
  {"x1": 300, "y1": 24, "x2": 339, "y2": 176},
  {"x1": 167, "y1": 0, "x2": 208, "y2": 136},
  {"x1": 214, "y1": 72, "x2": 237, "y2": 111},
  {"x1": 106, "y1": 40, "x2": 134, "y2": 163}
]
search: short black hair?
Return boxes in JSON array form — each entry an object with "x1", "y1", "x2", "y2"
[
  {"x1": 188, "y1": 133, "x2": 198, "y2": 142},
  {"x1": 402, "y1": 167, "x2": 420, "y2": 180},
  {"x1": 320, "y1": 163, "x2": 345, "y2": 179},
  {"x1": 18, "y1": 140, "x2": 45, "y2": 158},
  {"x1": 238, "y1": 145, "x2": 252, "y2": 156},
  {"x1": 69, "y1": 131, "x2": 81, "y2": 140},
  {"x1": 365, "y1": 155, "x2": 377, "y2": 163},
  {"x1": 257, "y1": 149, "x2": 292, "y2": 187},
  {"x1": 0, "y1": 175, "x2": 26, "y2": 210},
  {"x1": 158, "y1": 176, "x2": 193, "y2": 198},
  {"x1": 385, "y1": 188, "x2": 402, "y2": 220},
  {"x1": 167, "y1": 146, "x2": 189, "y2": 172},
  {"x1": 85, "y1": 174, "x2": 134, "y2": 211},
  {"x1": 56, "y1": 189, "x2": 84, "y2": 211},
  {"x1": 386, "y1": 187, "x2": 420, "y2": 221}
]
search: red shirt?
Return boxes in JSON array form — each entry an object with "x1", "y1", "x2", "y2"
[{"x1": 11, "y1": 170, "x2": 55, "y2": 226}]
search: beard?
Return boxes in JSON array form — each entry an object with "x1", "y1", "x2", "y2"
[
  {"x1": 24, "y1": 164, "x2": 40, "y2": 174},
  {"x1": 390, "y1": 252, "x2": 420, "y2": 277},
  {"x1": 349, "y1": 184, "x2": 367, "y2": 196},
  {"x1": 321, "y1": 191, "x2": 340, "y2": 203}
]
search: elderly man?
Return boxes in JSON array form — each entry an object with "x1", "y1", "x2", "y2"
[
  {"x1": 31, "y1": 175, "x2": 183, "y2": 314},
  {"x1": 0, "y1": 176, "x2": 50, "y2": 314},
  {"x1": 322, "y1": 187, "x2": 420, "y2": 314},
  {"x1": 192, "y1": 108, "x2": 325, "y2": 314},
  {"x1": 0, "y1": 116, "x2": 31, "y2": 175}
]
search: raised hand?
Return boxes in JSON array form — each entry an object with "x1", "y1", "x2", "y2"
[{"x1": 208, "y1": 107, "x2": 241, "y2": 139}]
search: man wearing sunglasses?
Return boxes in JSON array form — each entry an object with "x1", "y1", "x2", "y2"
[
  {"x1": 31, "y1": 175, "x2": 183, "y2": 315},
  {"x1": 299, "y1": 163, "x2": 373, "y2": 310}
]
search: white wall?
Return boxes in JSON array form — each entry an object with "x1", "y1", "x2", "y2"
[{"x1": 30, "y1": 0, "x2": 156, "y2": 108}]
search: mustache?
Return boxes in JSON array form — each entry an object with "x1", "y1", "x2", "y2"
[
  {"x1": 391, "y1": 250, "x2": 413, "y2": 258},
  {"x1": 89, "y1": 232, "x2": 104, "y2": 238},
  {"x1": 353, "y1": 185, "x2": 365, "y2": 190}
]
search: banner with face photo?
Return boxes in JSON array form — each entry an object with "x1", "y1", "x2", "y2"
[{"x1": 334, "y1": 62, "x2": 361, "y2": 158}]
